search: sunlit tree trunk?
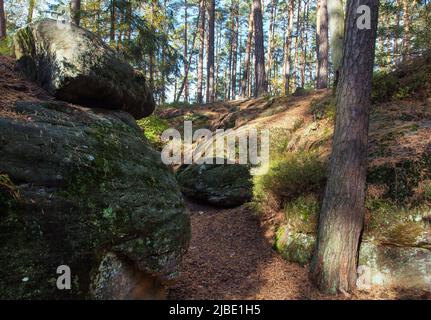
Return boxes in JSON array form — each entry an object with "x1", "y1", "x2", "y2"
[
  {"x1": 197, "y1": 0, "x2": 206, "y2": 104},
  {"x1": 402, "y1": 0, "x2": 410, "y2": 60},
  {"x1": 230, "y1": 1, "x2": 239, "y2": 99},
  {"x1": 241, "y1": 6, "x2": 254, "y2": 97},
  {"x1": 328, "y1": 0, "x2": 344, "y2": 87},
  {"x1": 310, "y1": 0, "x2": 379, "y2": 294},
  {"x1": 206, "y1": 0, "x2": 215, "y2": 103},
  {"x1": 253, "y1": 0, "x2": 267, "y2": 97},
  {"x1": 27, "y1": 0, "x2": 35, "y2": 23},
  {"x1": 184, "y1": 0, "x2": 189, "y2": 102},
  {"x1": 282, "y1": 0, "x2": 294, "y2": 95},
  {"x1": 316, "y1": 0, "x2": 329, "y2": 89},
  {"x1": 71, "y1": 0, "x2": 81, "y2": 26},
  {"x1": 293, "y1": 0, "x2": 302, "y2": 88},
  {"x1": 300, "y1": 0, "x2": 309, "y2": 88},
  {"x1": 266, "y1": 0, "x2": 277, "y2": 93},
  {"x1": 110, "y1": 0, "x2": 116, "y2": 45}
]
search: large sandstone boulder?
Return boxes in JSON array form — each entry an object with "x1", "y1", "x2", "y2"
[
  {"x1": 13, "y1": 19, "x2": 154, "y2": 119},
  {"x1": 176, "y1": 161, "x2": 252, "y2": 207},
  {"x1": 0, "y1": 101, "x2": 190, "y2": 299}
]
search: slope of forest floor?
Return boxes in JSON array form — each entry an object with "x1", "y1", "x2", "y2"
[{"x1": 167, "y1": 201, "x2": 431, "y2": 300}]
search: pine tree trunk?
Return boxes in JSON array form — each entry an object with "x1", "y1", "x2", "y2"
[
  {"x1": 316, "y1": 0, "x2": 329, "y2": 89},
  {"x1": 402, "y1": 0, "x2": 410, "y2": 60},
  {"x1": 293, "y1": 0, "x2": 302, "y2": 89},
  {"x1": 110, "y1": 0, "x2": 116, "y2": 45},
  {"x1": 241, "y1": 7, "x2": 254, "y2": 97},
  {"x1": 206, "y1": 0, "x2": 215, "y2": 103},
  {"x1": 253, "y1": 0, "x2": 267, "y2": 97},
  {"x1": 231, "y1": 1, "x2": 239, "y2": 99},
  {"x1": 282, "y1": 0, "x2": 294, "y2": 95},
  {"x1": 184, "y1": 0, "x2": 189, "y2": 102},
  {"x1": 0, "y1": 0, "x2": 5, "y2": 41},
  {"x1": 71, "y1": 0, "x2": 81, "y2": 26},
  {"x1": 300, "y1": 0, "x2": 309, "y2": 88},
  {"x1": 27, "y1": 0, "x2": 35, "y2": 23},
  {"x1": 328, "y1": 0, "x2": 344, "y2": 87},
  {"x1": 266, "y1": 0, "x2": 276, "y2": 93},
  {"x1": 197, "y1": 0, "x2": 206, "y2": 104},
  {"x1": 310, "y1": 0, "x2": 379, "y2": 294}
]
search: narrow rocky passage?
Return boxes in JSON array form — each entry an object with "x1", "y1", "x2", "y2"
[{"x1": 167, "y1": 201, "x2": 430, "y2": 300}]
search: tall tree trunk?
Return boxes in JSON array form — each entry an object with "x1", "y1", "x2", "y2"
[
  {"x1": 316, "y1": 0, "x2": 329, "y2": 89},
  {"x1": 402, "y1": 0, "x2": 410, "y2": 60},
  {"x1": 230, "y1": 0, "x2": 239, "y2": 99},
  {"x1": 184, "y1": 0, "x2": 189, "y2": 102},
  {"x1": 197, "y1": 0, "x2": 206, "y2": 104},
  {"x1": 300, "y1": 0, "x2": 309, "y2": 88},
  {"x1": 215, "y1": 20, "x2": 222, "y2": 100},
  {"x1": 0, "y1": 0, "x2": 5, "y2": 40},
  {"x1": 328, "y1": 0, "x2": 344, "y2": 88},
  {"x1": 110, "y1": 0, "x2": 116, "y2": 45},
  {"x1": 253, "y1": 0, "x2": 267, "y2": 97},
  {"x1": 282, "y1": 0, "x2": 294, "y2": 95},
  {"x1": 266, "y1": 0, "x2": 276, "y2": 92},
  {"x1": 70, "y1": 0, "x2": 81, "y2": 26},
  {"x1": 293, "y1": 0, "x2": 302, "y2": 89},
  {"x1": 27, "y1": 0, "x2": 35, "y2": 23},
  {"x1": 241, "y1": 6, "x2": 254, "y2": 98},
  {"x1": 206, "y1": 0, "x2": 215, "y2": 103},
  {"x1": 394, "y1": 0, "x2": 401, "y2": 64},
  {"x1": 310, "y1": 0, "x2": 379, "y2": 294}
]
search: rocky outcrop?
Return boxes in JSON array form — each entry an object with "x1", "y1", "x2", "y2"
[
  {"x1": 13, "y1": 19, "x2": 154, "y2": 119},
  {"x1": 177, "y1": 162, "x2": 252, "y2": 207},
  {"x1": 275, "y1": 228, "x2": 431, "y2": 291},
  {"x1": 0, "y1": 101, "x2": 190, "y2": 299}
]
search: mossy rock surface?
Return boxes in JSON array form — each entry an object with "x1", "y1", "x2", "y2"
[
  {"x1": 13, "y1": 19, "x2": 154, "y2": 119},
  {"x1": 176, "y1": 161, "x2": 253, "y2": 207},
  {"x1": 0, "y1": 101, "x2": 190, "y2": 299}
]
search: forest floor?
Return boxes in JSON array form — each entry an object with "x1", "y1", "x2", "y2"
[{"x1": 167, "y1": 200, "x2": 431, "y2": 300}]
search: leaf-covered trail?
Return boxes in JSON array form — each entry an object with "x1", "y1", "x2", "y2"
[{"x1": 167, "y1": 201, "x2": 429, "y2": 300}]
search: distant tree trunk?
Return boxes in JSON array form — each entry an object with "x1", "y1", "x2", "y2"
[
  {"x1": 71, "y1": 0, "x2": 81, "y2": 26},
  {"x1": 328, "y1": 0, "x2": 344, "y2": 88},
  {"x1": 394, "y1": 0, "x2": 401, "y2": 63},
  {"x1": 241, "y1": 7, "x2": 254, "y2": 97},
  {"x1": 215, "y1": 21, "x2": 222, "y2": 100},
  {"x1": 293, "y1": 0, "x2": 302, "y2": 88},
  {"x1": 161, "y1": 0, "x2": 168, "y2": 104},
  {"x1": 27, "y1": 0, "x2": 35, "y2": 23},
  {"x1": 266, "y1": 0, "x2": 276, "y2": 92},
  {"x1": 300, "y1": 0, "x2": 309, "y2": 88},
  {"x1": 310, "y1": 0, "x2": 379, "y2": 294},
  {"x1": 110, "y1": 0, "x2": 116, "y2": 45},
  {"x1": 184, "y1": 0, "x2": 189, "y2": 102},
  {"x1": 253, "y1": 0, "x2": 267, "y2": 97},
  {"x1": 206, "y1": 0, "x2": 215, "y2": 103},
  {"x1": 402, "y1": 0, "x2": 410, "y2": 60},
  {"x1": 0, "y1": 0, "x2": 5, "y2": 40},
  {"x1": 282, "y1": 0, "x2": 294, "y2": 95},
  {"x1": 231, "y1": 1, "x2": 239, "y2": 99},
  {"x1": 316, "y1": 0, "x2": 329, "y2": 89},
  {"x1": 197, "y1": 0, "x2": 206, "y2": 104}
]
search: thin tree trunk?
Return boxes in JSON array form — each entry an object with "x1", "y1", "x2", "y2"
[
  {"x1": 328, "y1": 0, "x2": 344, "y2": 88},
  {"x1": 0, "y1": 0, "x2": 5, "y2": 40},
  {"x1": 231, "y1": 0, "x2": 239, "y2": 99},
  {"x1": 176, "y1": 6, "x2": 201, "y2": 102},
  {"x1": 316, "y1": 0, "x2": 329, "y2": 89},
  {"x1": 300, "y1": 0, "x2": 309, "y2": 88},
  {"x1": 215, "y1": 20, "x2": 222, "y2": 100},
  {"x1": 206, "y1": 0, "x2": 215, "y2": 103},
  {"x1": 110, "y1": 0, "x2": 116, "y2": 45},
  {"x1": 310, "y1": 0, "x2": 379, "y2": 294},
  {"x1": 253, "y1": 0, "x2": 267, "y2": 97},
  {"x1": 293, "y1": 0, "x2": 302, "y2": 89},
  {"x1": 197, "y1": 0, "x2": 206, "y2": 104},
  {"x1": 241, "y1": 6, "x2": 254, "y2": 97},
  {"x1": 282, "y1": 0, "x2": 294, "y2": 95},
  {"x1": 402, "y1": 0, "x2": 410, "y2": 60},
  {"x1": 184, "y1": 0, "x2": 189, "y2": 102},
  {"x1": 266, "y1": 0, "x2": 276, "y2": 92},
  {"x1": 71, "y1": 0, "x2": 81, "y2": 26},
  {"x1": 27, "y1": 0, "x2": 35, "y2": 23}
]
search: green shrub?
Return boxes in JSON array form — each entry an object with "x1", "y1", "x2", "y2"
[
  {"x1": 283, "y1": 194, "x2": 319, "y2": 234},
  {"x1": 0, "y1": 37, "x2": 13, "y2": 56},
  {"x1": 137, "y1": 115, "x2": 170, "y2": 149},
  {"x1": 253, "y1": 152, "x2": 327, "y2": 213},
  {"x1": 371, "y1": 71, "x2": 399, "y2": 103}
]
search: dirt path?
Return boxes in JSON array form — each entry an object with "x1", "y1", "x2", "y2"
[{"x1": 167, "y1": 201, "x2": 431, "y2": 300}]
